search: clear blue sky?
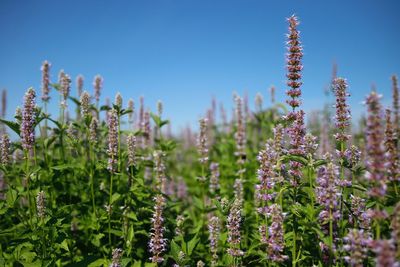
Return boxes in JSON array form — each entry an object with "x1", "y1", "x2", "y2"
[{"x1": 0, "y1": 0, "x2": 399, "y2": 131}]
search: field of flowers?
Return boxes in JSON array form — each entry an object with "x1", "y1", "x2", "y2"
[{"x1": 0, "y1": 15, "x2": 399, "y2": 267}]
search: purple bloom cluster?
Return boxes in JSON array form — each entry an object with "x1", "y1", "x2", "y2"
[
  {"x1": 41, "y1": 60, "x2": 51, "y2": 102},
  {"x1": 209, "y1": 162, "x2": 220, "y2": 194},
  {"x1": 234, "y1": 96, "x2": 246, "y2": 166},
  {"x1": 333, "y1": 78, "x2": 351, "y2": 142},
  {"x1": 227, "y1": 199, "x2": 244, "y2": 257},
  {"x1": 350, "y1": 195, "x2": 371, "y2": 229},
  {"x1": 89, "y1": 117, "x2": 98, "y2": 144},
  {"x1": 153, "y1": 150, "x2": 167, "y2": 194},
  {"x1": 76, "y1": 75, "x2": 84, "y2": 97},
  {"x1": 80, "y1": 91, "x2": 90, "y2": 118},
  {"x1": 107, "y1": 109, "x2": 118, "y2": 173},
  {"x1": 0, "y1": 134, "x2": 10, "y2": 165},
  {"x1": 110, "y1": 248, "x2": 123, "y2": 267},
  {"x1": 93, "y1": 75, "x2": 103, "y2": 104},
  {"x1": 316, "y1": 162, "x2": 341, "y2": 218},
  {"x1": 21, "y1": 88, "x2": 36, "y2": 152},
  {"x1": 60, "y1": 73, "x2": 71, "y2": 108},
  {"x1": 371, "y1": 239, "x2": 399, "y2": 267},
  {"x1": 36, "y1": 190, "x2": 46, "y2": 219},
  {"x1": 127, "y1": 134, "x2": 136, "y2": 167},
  {"x1": 266, "y1": 204, "x2": 287, "y2": 262},
  {"x1": 286, "y1": 15, "x2": 303, "y2": 115},
  {"x1": 364, "y1": 92, "x2": 387, "y2": 198},
  {"x1": 149, "y1": 194, "x2": 167, "y2": 263},
  {"x1": 385, "y1": 109, "x2": 399, "y2": 181},
  {"x1": 256, "y1": 141, "x2": 277, "y2": 216},
  {"x1": 197, "y1": 118, "x2": 209, "y2": 165},
  {"x1": 208, "y1": 216, "x2": 220, "y2": 266},
  {"x1": 343, "y1": 229, "x2": 371, "y2": 267},
  {"x1": 287, "y1": 110, "x2": 306, "y2": 186},
  {"x1": 392, "y1": 75, "x2": 399, "y2": 135}
]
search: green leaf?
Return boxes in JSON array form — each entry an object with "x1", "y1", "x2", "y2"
[
  {"x1": 186, "y1": 234, "x2": 199, "y2": 256},
  {"x1": 111, "y1": 193, "x2": 121, "y2": 204},
  {"x1": 0, "y1": 119, "x2": 20, "y2": 135},
  {"x1": 60, "y1": 239, "x2": 69, "y2": 252},
  {"x1": 88, "y1": 258, "x2": 108, "y2": 267},
  {"x1": 6, "y1": 188, "x2": 18, "y2": 207}
]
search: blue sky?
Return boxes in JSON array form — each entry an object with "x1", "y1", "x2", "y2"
[{"x1": 0, "y1": 0, "x2": 399, "y2": 131}]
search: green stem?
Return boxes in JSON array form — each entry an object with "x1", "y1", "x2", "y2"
[{"x1": 109, "y1": 170, "x2": 114, "y2": 247}]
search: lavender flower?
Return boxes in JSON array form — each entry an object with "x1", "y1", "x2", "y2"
[
  {"x1": 333, "y1": 78, "x2": 351, "y2": 142},
  {"x1": 110, "y1": 248, "x2": 123, "y2": 267},
  {"x1": 175, "y1": 215, "x2": 185, "y2": 236},
  {"x1": 93, "y1": 75, "x2": 103, "y2": 104},
  {"x1": 208, "y1": 216, "x2": 220, "y2": 266},
  {"x1": 0, "y1": 134, "x2": 10, "y2": 165},
  {"x1": 316, "y1": 161, "x2": 340, "y2": 217},
  {"x1": 364, "y1": 91, "x2": 387, "y2": 198},
  {"x1": 209, "y1": 162, "x2": 220, "y2": 194},
  {"x1": 114, "y1": 92, "x2": 122, "y2": 108},
  {"x1": 391, "y1": 202, "x2": 400, "y2": 256},
  {"x1": 350, "y1": 195, "x2": 371, "y2": 229},
  {"x1": 107, "y1": 109, "x2": 118, "y2": 173},
  {"x1": 255, "y1": 93, "x2": 263, "y2": 112},
  {"x1": 286, "y1": 15, "x2": 303, "y2": 114},
  {"x1": 143, "y1": 110, "x2": 151, "y2": 148},
  {"x1": 371, "y1": 239, "x2": 399, "y2": 267},
  {"x1": 80, "y1": 91, "x2": 90, "y2": 118},
  {"x1": 149, "y1": 194, "x2": 167, "y2": 263},
  {"x1": 392, "y1": 75, "x2": 399, "y2": 135},
  {"x1": 287, "y1": 110, "x2": 306, "y2": 186},
  {"x1": 157, "y1": 100, "x2": 163, "y2": 117},
  {"x1": 127, "y1": 134, "x2": 136, "y2": 167},
  {"x1": 233, "y1": 178, "x2": 244, "y2": 205},
  {"x1": 385, "y1": 109, "x2": 399, "y2": 181},
  {"x1": 227, "y1": 199, "x2": 244, "y2": 257},
  {"x1": 270, "y1": 86, "x2": 276, "y2": 104},
  {"x1": 234, "y1": 96, "x2": 246, "y2": 167},
  {"x1": 304, "y1": 133, "x2": 318, "y2": 156},
  {"x1": 128, "y1": 98, "x2": 134, "y2": 125},
  {"x1": 153, "y1": 150, "x2": 167, "y2": 194},
  {"x1": 21, "y1": 88, "x2": 36, "y2": 152},
  {"x1": 344, "y1": 145, "x2": 362, "y2": 168},
  {"x1": 89, "y1": 117, "x2": 98, "y2": 144},
  {"x1": 343, "y1": 229, "x2": 371, "y2": 267},
  {"x1": 197, "y1": 118, "x2": 208, "y2": 165},
  {"x1": 267, "y1": 204, "x2": 287, "y2": 262},
  {"x1": 76, "y1": 75, "x2": 84, "y2": 97},
  {"x1": 256, "y1": 140, "x2": 277, "y2": 216},
  {"x1": 60, "y1": 73, "x2": 71, "y2": 108},
  {"x1": 36, "y1": 190, "x2": 45, "y2": 219},
  {"x1": 41, "y1": 60, "x2": 51, "y2": 102}
]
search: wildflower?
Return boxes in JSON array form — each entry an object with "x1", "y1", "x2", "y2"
[
  {"x1": 270, "y1": 86, "x2": 276, "y2": 104},
  {"x1": 287, "y1": 110, "x2": 306, "y2": 186},
  {"x1": 391, "y1": 202, "x2": 400, "y2": 254},
  {"x1": 233, "y1": 178, "x2": 244, "y2": 205},
  {"x1": 177, "y1": 177, "x2": 188, "y2": 200},
  {"x1": 175, "y1": 215, "x2": 185, "y2": 236},
  {"x1": 255, "y1": 93, "x2": 263, "y2": 112},
  {"x1": 344, "y1": 145, "x2": 362, "y2": 168},
  {"x1": 267, "y1": 204, "x2": 287, "y2": 262},
  {"x1": 153, "y1": 150, "x2": 167, "y2": 193},
  {"x1": 67, "y1": 122, "x2": 77, "y2": 139},
  {"x1": 197, "y1": 118, "x2": 208, "y2": 165},
  {"x1": 286, "y1": 15, "x2": 303, "y2": 114},
  {"x1": 157, "y1": 100, "x2": 163, "y2": 117},
  {"x1": 128, "y1": 98, "x2": 134, "y2": 125},
  {"x1": 316, "y1": 161, "x2": 340, "y2": 218},
  {"x1": 60, "y1": 73, "x2": 71, "y2": 108},
  {"x1": 196, "y1": 261, "x2": 205, "y2": 267},
  {"x1": 364, "y1": 91, "x2": 387, "y2": 198},
  {"x1": 80, "y1": 91, "x2": 90, "y2": 118},
  {"x1": 76, "y1": 75, "x2": 84, "y2": 97},
  {"x1": 0, "y1": 134, "x2": 10, "y2": 165},
  {"x1": 371, "y1": 239, "x2": 399, "y2": 267},
  {"x1": 138, "y1": 96, "x2": 144, "y2": 130},
  {"x1": 208, "y1": 216, "x2": 220, "y2": 266},
  {"x1": 304, "y1": 133, "x2": 318, "y2": 156},
  {"x1": 392, "y1": 75, "x2": 399, "y2": 135},
  {"x1": 256, "y1": 140, "x2": 277, "y2": 216},
  {"x1": 343, "y1": 229, "x2": 371, "y2": 267},
  {"x1": 209, "y1": 162, "x2": 220, "y2": 194},
  {"x1": 127, "y1": 134, "x2": 136, "y2": 167},
  {"x1": 21, "y1": 88, "x2": 36, "y2": 152},
  {"x1": 385, "y1": 109, "x2": 399, "y2": 181},
  {"x1": 143, "y1": 110, "x2": 151, "y2": 147},
  {"x1": 350, "y1": 195, "x2": 371, "y2": 229},
  {"x1": 110, "y1": 248, "x2": 123, "y2": 267},
  {"x1": 226, "y1": 199, "x2": 244, "y2": 257},
  {"x1": 234, "y1": 96, "x2": 246, "y2": 166},
  {"x1": 333, "y1": 78, "x2": 351, "y2": 142},
  {"x1": 36, "y1": 191, "x2": 45, "y2": 219},
  {"x1": 114, "y1": 92, "x2": 122, "y2": 108},
  {"x1": 41, "y1": 60, "x2": 51, "y2": 102},
  {"x1": 93, "y1": 75, "x2": 103, "y2": 104},
  {"x1": 89, "y1": 117, "x2": 98, "y2": 144},
  {"x1": 149, "y1": 195, "x2": 167, "y2": 263},
  {"x1": 107, "y1": 109, "x2": 118, "y2": 172}
]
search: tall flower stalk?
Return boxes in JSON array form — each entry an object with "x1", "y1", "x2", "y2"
[
  {"x1": 227, "y1": 199, "x2": 244, "y2": 266},
  {"x1": 107, "y1": 109, "x2": 118, "y2": 245},
  {"x1": 149, "y1": 195, "x2": 167, "y2": 264}
]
